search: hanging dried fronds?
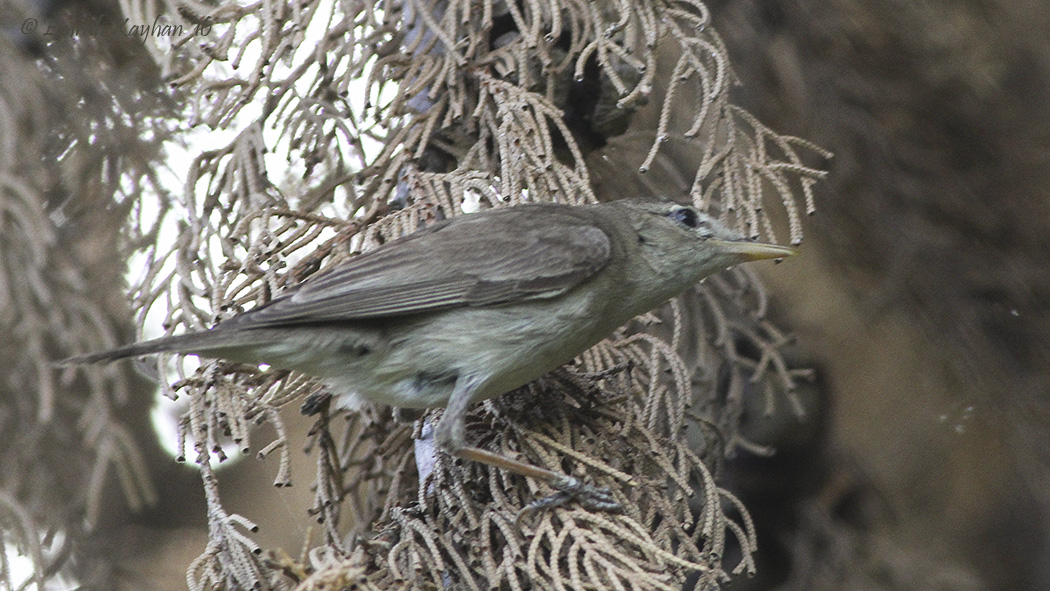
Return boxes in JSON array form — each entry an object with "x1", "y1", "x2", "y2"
[
  {"x1": 1, "y1": 0, "x2": 175, "y2": 585},
  {"x1": 29, "y1": 0, "x2": 828, "y2": 588}
]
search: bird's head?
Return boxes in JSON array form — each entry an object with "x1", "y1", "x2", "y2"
[{"x1": 618, "y1": 199, "x2": 797, "y2": 284}]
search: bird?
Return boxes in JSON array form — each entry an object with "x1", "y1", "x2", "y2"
[{"x1": 62, "y1": 198, "x2": 796, "y2": 510}]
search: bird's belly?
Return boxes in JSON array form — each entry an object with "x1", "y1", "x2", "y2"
[
  {"x1": 326, "y1": 373, "x2": 456, "y2": 410},
  {"x1": 386, "y1": 298, "x2": 614, "y2": 406},
  {"x1": 313, "y1": 295, "x2": 622, "y2": 411}
]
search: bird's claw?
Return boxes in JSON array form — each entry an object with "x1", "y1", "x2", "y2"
[
  {"x1": 300, "y1": 391, "x2": 332, "y2": 416},
  {"x1": 517, "y1": 475, "x2": 622, "y2": 523}
]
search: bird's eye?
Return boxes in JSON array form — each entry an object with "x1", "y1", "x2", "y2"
[
  {"x1": 669, "y1": 207, "x2": 699, "y2": 228},
  {"x1": 668, "y1": 207, "x2": 716, "y2": 238}
]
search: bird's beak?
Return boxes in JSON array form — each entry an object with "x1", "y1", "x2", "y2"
[{"x1": 710, "y1": 240, "x2": 799, "y2": 262}]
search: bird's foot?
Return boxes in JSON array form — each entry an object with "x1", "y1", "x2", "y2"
[
  {"x1": 300, "y1": 390, "x2": 332, "y2": 415},
  {"x1": 517, "y1": 475, "x2": 622, "y2": 521},
  {"x1": 447, "y1": 442, "x2": 624, "y2": 519}
]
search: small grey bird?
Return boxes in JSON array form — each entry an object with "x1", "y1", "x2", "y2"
[{"x1": 64, "y1": 199, "x2": 796, "y2": 509}]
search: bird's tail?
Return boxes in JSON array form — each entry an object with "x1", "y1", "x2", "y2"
[{"x1": 56, "y1": 331, "x2": 228, "y2": 366}]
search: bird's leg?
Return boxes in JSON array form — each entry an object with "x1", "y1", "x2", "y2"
[{"x1": 433, "y1": 376, "x2": 621, "y2": 514}]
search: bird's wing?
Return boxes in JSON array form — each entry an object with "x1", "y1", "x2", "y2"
[{"x1": 230, "y1": 207, "x2": 612, "y2": 327}]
